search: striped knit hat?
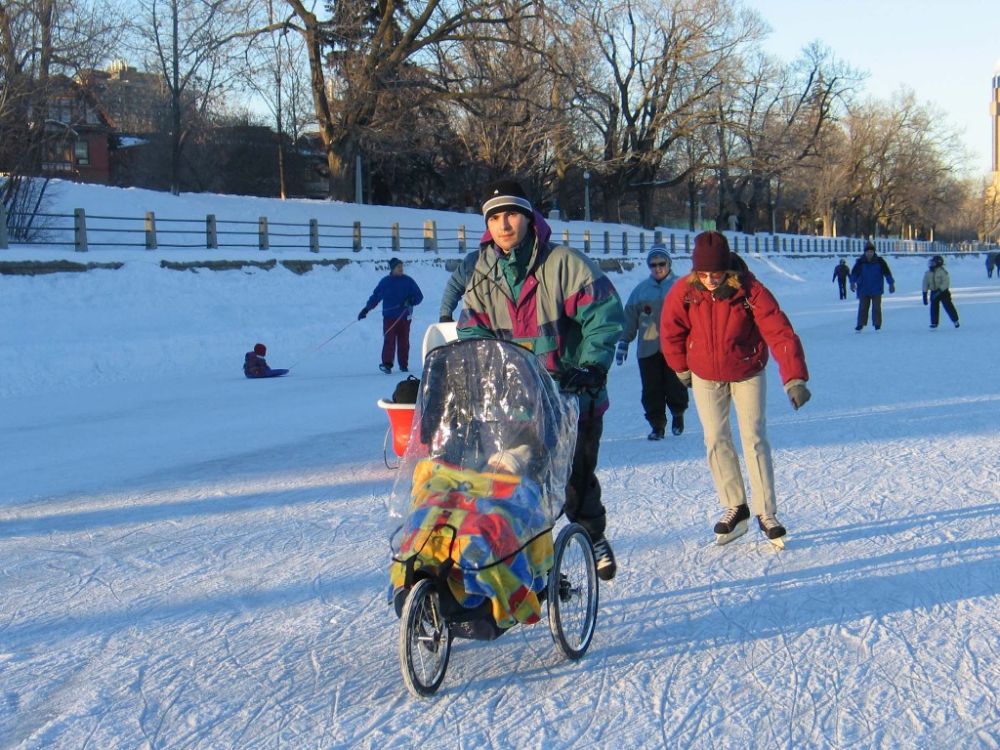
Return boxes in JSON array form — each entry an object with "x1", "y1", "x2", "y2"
[{"x1": 482, "y1": 180, "x2": 533, "y2": 222}]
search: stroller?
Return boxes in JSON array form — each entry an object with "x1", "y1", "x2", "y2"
[{"x1": 387, "y1": 338, "x2": 600, "y2": 697}]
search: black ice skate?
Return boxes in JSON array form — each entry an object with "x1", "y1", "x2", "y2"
[
  {"x1": 591, "y1": 535, "x2": 617, "y2": 581},
  {"x1": 757, "y1": 514, "x2": 787, "y2": 550},
  {"x1": 714, "y1": 504, "x2": 749, "y2": 545}
]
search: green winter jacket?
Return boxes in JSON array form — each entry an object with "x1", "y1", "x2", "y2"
[{"x1": 457, "y1": 218, "x2": 624, "y2": 419}]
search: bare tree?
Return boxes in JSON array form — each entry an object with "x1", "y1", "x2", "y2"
[
  {"x1": 563, "y1": 0, "x2": 760, "y2": 228},
  {"x1": 240, "y1": 0, "x2": 314, "y2": 198},
  {"x1": 130, "y1": 0, "x2": 258, "y2": 195},
  {"x1": 279, "y1": 0, "x2": 530, "y2": 200},
  {"x1": 711, "y1": 42, "x2": 859, "y2": 234},
  {"x1": 1, "y1": 0, "x2": 125, "y2": 233}
]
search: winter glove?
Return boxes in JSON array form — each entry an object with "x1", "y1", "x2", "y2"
[
  {"x1": 357, "y1": 308, "x2": 368, "y2": 320},
  {"x1": 888, "y1": 283, "x2": 895, "y2": 294},
  {"x1": 439, "y1": 314, "x2": 454, "y2": 323},
  {"x1": 849, "y1": 283, "x2": 856, "y2": 293},
  {"x1": 922, "y1": 292, "x2": 928, "y2": 305},
  {"x1": 785, "y1": 380, "x2": 811, "y2": 411},
  {"x1": 560, "y1": 364, "x2": 607, "y2": 393},
  {"x1": 615, "y1": 341, "x2": 628, "y2": 366},
  {"x1": 676, "y1": 370, "x2": 692, "y2": 388}
]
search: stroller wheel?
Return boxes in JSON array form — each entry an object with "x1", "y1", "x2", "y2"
[
  {"x1": 399, "y1": 579, "x2": 451, "y2": 696},
  {"x1": 548, "y1": 523, "x2": 599, "y2": 659}
]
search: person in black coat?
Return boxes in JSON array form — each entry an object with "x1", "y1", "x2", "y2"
[{"x1": 832, "y1": 259, "x2": 850, "y2": 299}]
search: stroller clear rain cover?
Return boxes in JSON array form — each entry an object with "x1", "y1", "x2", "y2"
[{"x1": 387, "y1": 339, "x2": 579, "y2": 624}]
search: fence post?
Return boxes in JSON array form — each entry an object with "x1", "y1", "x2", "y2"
[
  {"x1": 654, "y1": 230, "x2": 663, "y2": 246},
  {"x1": 670, "y1": 234, "x2": 675, "y2": 253},
  {"x1": 206, "y1": 214, "x2": 218, "y2": 249},
  {"x1": 563, "y1": 229, "x2": 570, "y2": 245},
  {"x1": 603, "y1": 231, "x2": 610, "y2": 254},
  {"x1": 352, "y1": 220, "x2": 361, "y2": 252},
  {"x1": 309, "y1": 219, "x2": 319, "y2": 253},
  {"x1": 684, "y1": 234, "x2": 690, "y2": 253},
  {"x1": 621, "y1": 232, "x2": 629, "y2": 255},
  {"x1": 391, "y1": 222, "x2": 400, "y2": 252},
  {"x1": 258, "y1": 217, "x2": 269, "y2": 251},
  {"x1": 639, "y1": 233, "x2": 646, "y2": 254},
  {"x1": 423, "y1": 220, "x2": 437, "y2": 252},
  {"x1": 458, "y1": 225, "x2": 466, "y2": 253},
  {"x1": 583, "y1": 229, "x2": 591, "y2": 253},
  {"x1": 0, "y1": 203, "x2": 8, "y2": 249},
  {"x1": 74, "y1": 208, "x2": 88, "y2": 252},
  {"x1": 144, "y1": 211, "x2": 157, "y2": 250}
]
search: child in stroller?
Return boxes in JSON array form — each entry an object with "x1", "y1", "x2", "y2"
[{"x1": 386, "y1": 338, "x2": 599, "y2": 695}]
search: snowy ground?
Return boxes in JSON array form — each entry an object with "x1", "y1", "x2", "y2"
[{"x1": 2, "y1": 184, "x2": 999, "y2": 749}]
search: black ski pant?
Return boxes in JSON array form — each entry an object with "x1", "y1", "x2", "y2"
[
  {"x1": 638, "y1": 353, "x2": 689, "y2": 431},
  {"x1": 857, "y1": 294, "x2": 883, "y2": 329},
  {"x1": 837, "y1": 280, "x2": 847, "y2": 299},
  {"x1": 565, "y1": 415, "x2": 606, "y2": 540},
  {"x1": 930, "y1": 290, "x2": 959, "y2": 326}
]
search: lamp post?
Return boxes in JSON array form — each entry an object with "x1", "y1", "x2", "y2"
[{"x1": 583, "y1": 171, "x2": 591, "y2": 222}]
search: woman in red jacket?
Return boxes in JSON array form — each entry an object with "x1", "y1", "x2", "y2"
[{"x1": 660, "y1": 232, "x2": 811, "y2": 548}]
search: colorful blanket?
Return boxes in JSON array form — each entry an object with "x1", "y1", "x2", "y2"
[{"x1": 389, "y1": 459, "x2": 554, "y2": 628}]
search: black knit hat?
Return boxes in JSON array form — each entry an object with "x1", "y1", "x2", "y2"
[
  {"x1": 389, "y1": 257, "x2": 403, "y2": 271},
  {"x1": 482, "y1": 180, "x2": 533, "y2": 221}
]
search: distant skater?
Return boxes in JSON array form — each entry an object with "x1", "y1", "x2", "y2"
[
  {"x1": 850, "y1": 242, "x2": 895, "y2": 331},
  {"x1": 922, "y1": 255, "x2": 960, "y2": 329},
  {"x1": 832, "y1": 259, "x2": 850, "y2": 299}
]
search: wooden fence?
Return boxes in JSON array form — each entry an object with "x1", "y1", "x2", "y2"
[{"x1": 0, "y1": 203, "x2": 968, "y2": 257}]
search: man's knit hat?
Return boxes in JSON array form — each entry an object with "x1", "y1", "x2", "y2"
[
  {"x1": 482, "y1": 180, "x2": 533, "y2": 221},
  {"x1": 389, "y1": 257, "x2": 403, "y2": 271},
  {"x1": 253, "y1": 343, "x2": 266, "y2": 356},
  {"x1": 691, "y1": 231, "x2": 731, "y2": 272}
]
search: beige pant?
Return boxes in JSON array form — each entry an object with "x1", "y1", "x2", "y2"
[{"x1": 691, "y1": 370, "x2": 776, "y2": 517}]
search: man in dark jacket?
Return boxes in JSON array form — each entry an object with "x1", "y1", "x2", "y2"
[
  {"x1": 849, "y1": 242, "x2": 895, "y2": 331},
  {"x1": 358, "y1": 258, "x2": 423, "y2": 373},
  {"x1": 832, "y1": 259, "x2": 850, "y2": 299}
]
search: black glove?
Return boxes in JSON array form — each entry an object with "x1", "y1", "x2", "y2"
[
  {"x1": 888, "y1": 283, "x2": 895, "y2": 294},
  {"x1": 922, "y1": 292, "x2": 928, "y2": 305},
  {"x1": 560, "y1": 364, "x2": 606, "y2": 392},
  {"x1": 439, "y1": 314, "x2": 454, "y2": 323},
  {"x1": 357, "y1": 308, "x2": 368, "y2": 320}
]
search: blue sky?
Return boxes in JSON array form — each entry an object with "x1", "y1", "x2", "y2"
[{"x1": 749, "y1": 0, "x2": 1000, "y2": 178}]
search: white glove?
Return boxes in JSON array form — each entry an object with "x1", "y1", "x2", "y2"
[
  {"x1": 615, "y1": 341, "x2": 628, "y2": 366},
  {"x1": 486, "y1": 445, "x2": 532, "y2": 475}
]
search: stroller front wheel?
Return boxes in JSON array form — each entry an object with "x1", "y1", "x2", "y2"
[
  {"x1": 399, "y1": 578, "x2": 452, "y2": 696},
  {"x1": 548, "y1": 523, "x2": 599, "y2": 659}
]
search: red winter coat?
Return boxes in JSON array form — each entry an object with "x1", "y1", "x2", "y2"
[{"x1": 659, "y1": 271, "x2": 808, "y2": 385}]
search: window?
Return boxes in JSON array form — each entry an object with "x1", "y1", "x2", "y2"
[{"x1": 74, "y1": 140, "x2": 90, "y2": 166}]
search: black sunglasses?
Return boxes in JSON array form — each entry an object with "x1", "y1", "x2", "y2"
[{"x1": 649, "y1": 261, "x2": 668, "y2": 268}]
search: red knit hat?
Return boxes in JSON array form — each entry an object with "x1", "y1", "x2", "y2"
[
  {"x1": 254, "y1": 343, "x2": 266, "y2": 356},
  {"x1": 692, "y1": 232, "x2": 731, "y2": 272}
]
